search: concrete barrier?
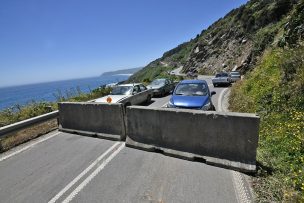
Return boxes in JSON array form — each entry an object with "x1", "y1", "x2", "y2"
[
  {"x1": 58, "y1": 102, "x2": 125, "y2": 141},
  {"x1": 126, "y1": 106, "x2": 260, "y2": 172}
]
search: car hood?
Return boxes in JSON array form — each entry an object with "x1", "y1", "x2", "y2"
[
  {"x1": 95, "y1": 95, "x2": 130, "y2": 103},
  {"x1": 171, "y1": 95, "x2": 209, "y2": 108},
  {"x1": 147, "y1": 84, "x2": 164, "y2": 89}
]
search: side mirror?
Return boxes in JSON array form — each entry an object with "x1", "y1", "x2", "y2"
[{"x1": 211, "y1": 91, "x2": 216, "y2": 96}]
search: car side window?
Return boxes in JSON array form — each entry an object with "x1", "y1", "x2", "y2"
[
  {"x1": 133, "y1": 85, "x2": 140, "y2": 94},
  {"x1": 139, "y1": 85, "x2": 147, "y2": 91}
]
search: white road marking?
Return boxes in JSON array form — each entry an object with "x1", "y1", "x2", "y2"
[
  {"x1": 0, "y1": 131, "x2": 60, "y2": 162},
  {"x1": 232, "y1": 171, "x2": 252, "y2": 203},
  {"x1": 48, "y1": 142, "x2": 121, "y2": 203},
  {"x1": 62, "y1": 143, "x2": 125, "y2": 203},
  {"x1": 217, "y1": 88, "x2": 228, "y2": 112}
]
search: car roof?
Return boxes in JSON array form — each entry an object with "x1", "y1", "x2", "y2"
[
  {"x1": 179, "y1": 80, "x2": 207, "y2": 84},
  {"x1": 118, "y1": 83, "x2": 142, "y2": 87}
]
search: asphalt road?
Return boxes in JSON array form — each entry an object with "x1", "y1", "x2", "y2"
[{"x1": 0, "y1": 77, "x2": 251, "y2": 203}]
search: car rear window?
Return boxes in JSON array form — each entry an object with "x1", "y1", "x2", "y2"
[{"x1": 175, "y1": 83, "x2": 208, "y2": 96}]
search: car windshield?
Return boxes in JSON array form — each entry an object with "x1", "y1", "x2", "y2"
[
  {"x1": 175, "y1": 83, "x2": 208, "y2": 96},
  {"x1": 110, "y1": 86, "x2": 133, "y2": 95},
  {"x1": 150, "y1": 79, "x2": 166, "y2": 86}
]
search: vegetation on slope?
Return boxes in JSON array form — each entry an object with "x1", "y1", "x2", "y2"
[
  {"x1": 230, "y1": 47, "x2": 303, "y2": 202},
  {"x1": 127, "y1": 39, "x2": 197, "y2": 83},
  {"x1": 229, "y1": 1, "x2": 304, "y2": 202}
]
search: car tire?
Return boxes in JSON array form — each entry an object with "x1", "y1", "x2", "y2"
[{"x1": 213, "y1": 83, "x2": 217, "y2": 87}]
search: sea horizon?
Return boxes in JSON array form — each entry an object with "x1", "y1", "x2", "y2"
[
  {"x1": 0, "y1": 74, "x2": 130, "y2": 110},
  {"x1": 0, "y1": 75, "x2": 112, "y2": 89}
]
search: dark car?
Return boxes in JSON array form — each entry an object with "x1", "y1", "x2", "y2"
[
  {"x1": 147, "y1": 78, "x2": 175, "y2": 97},
  {"x1": 167, "y1": 80, "x2": 216, "y2": 110}
]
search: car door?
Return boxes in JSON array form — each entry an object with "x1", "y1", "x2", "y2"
[
  {"x1": 134, "y1": 85, "x2": 146, "y2": 104},
  {"x1": 166, "y1": 79, "x2": 173, "y2": 93},
  {"x1": 138, "y1": 84, "x2": 149, "y2": 103}
]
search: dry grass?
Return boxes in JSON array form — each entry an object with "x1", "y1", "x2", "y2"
[{"x1": 0, "y1": 119, "x2": 58, "y2": 153}]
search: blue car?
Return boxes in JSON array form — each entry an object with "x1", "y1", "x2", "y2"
[{"x1": 167, "y1": 80, "x2": 216, "y2": 111}]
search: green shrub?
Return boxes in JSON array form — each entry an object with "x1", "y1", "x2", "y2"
[{"x1": 229, "y1": 47, "x2": 304, "y2": 202}]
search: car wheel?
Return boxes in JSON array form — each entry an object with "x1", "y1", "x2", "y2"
[
  {"x1": 213, "y1": 83, "x2": 217, "y2": 87},
  {"x1": 161, "y1": 90, "x2": 165, "y2": 97}
]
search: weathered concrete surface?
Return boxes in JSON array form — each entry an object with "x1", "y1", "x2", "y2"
[
  {"x1": 58, "y1": 102, "x2": 125, "y2": 141},
  {"x1": 126, "y1": 106, "x2": 260, "y2": 172}
]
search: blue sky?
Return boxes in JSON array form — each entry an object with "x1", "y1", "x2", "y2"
[{"x1": 0, "y1": 0, "x2": 248, "y2": 87}]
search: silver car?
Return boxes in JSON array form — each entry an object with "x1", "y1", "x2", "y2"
[
  {"x1": 212, "y1": 72, "x2": 231, "y2": 87},
  {"x1": 229, "y1": 71, "x2": 241, "y2": 82},
  {"x1": 147, "y1": 78, "x2": 175, "y2": 97}
]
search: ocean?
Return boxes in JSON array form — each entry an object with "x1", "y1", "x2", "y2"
[{"x1": 0, "y1": 75, "x2": 130, "y2": 111}]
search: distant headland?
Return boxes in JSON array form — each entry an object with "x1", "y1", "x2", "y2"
[{"x1": 101, "y1": 67, "x2": 142, "y2": 76}]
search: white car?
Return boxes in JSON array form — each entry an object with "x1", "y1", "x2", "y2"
[
  {"x1": 95, "y1": 83, "x2": 153, "y2": 106},
  {"x1": 212, "y1": 72, "x2": 231, "y2": 87},
  {"x1": 229, "y1": 71, "x2": 241, "y2": 82}
]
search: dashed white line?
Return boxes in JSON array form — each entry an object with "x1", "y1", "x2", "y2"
[
  {"x1": 0, "y1": 131, "x2": 60, "y2": 162},
  {"x1": 62, "y1": 143, "x2": 125, "y2": 203},
  {"x1": 48, "y1": 142, "x2": 121, "y2": 203}
]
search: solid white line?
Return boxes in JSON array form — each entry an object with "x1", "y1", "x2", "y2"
[
  {"x1": 218, "y1": 88, "x2": 228, "y2": 112},
  {"x1": 48, "y1": 142, "x2": 121, "y2": 203},
  {"x1": 0, "y1": 131, "x2": 60, "y2": 162},
  {"x1": 62, "y1": 143, "x2": 125, "y2": 203}
]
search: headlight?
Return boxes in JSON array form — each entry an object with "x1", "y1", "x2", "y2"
[
  {"x1": 167, "y1": 100, "x2": 175, "y2": 108},
  {"x1": 201, "y1": 101, "x2": 211, "y2": 111}
]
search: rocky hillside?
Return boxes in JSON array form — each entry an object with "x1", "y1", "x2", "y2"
[{"x1": 129, "y1": 0, "x2": 300, "y2": 82}]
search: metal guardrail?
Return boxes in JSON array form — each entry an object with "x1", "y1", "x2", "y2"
[{"x1": 0, "y1": 110, "x2": 59, "y2": 137}]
